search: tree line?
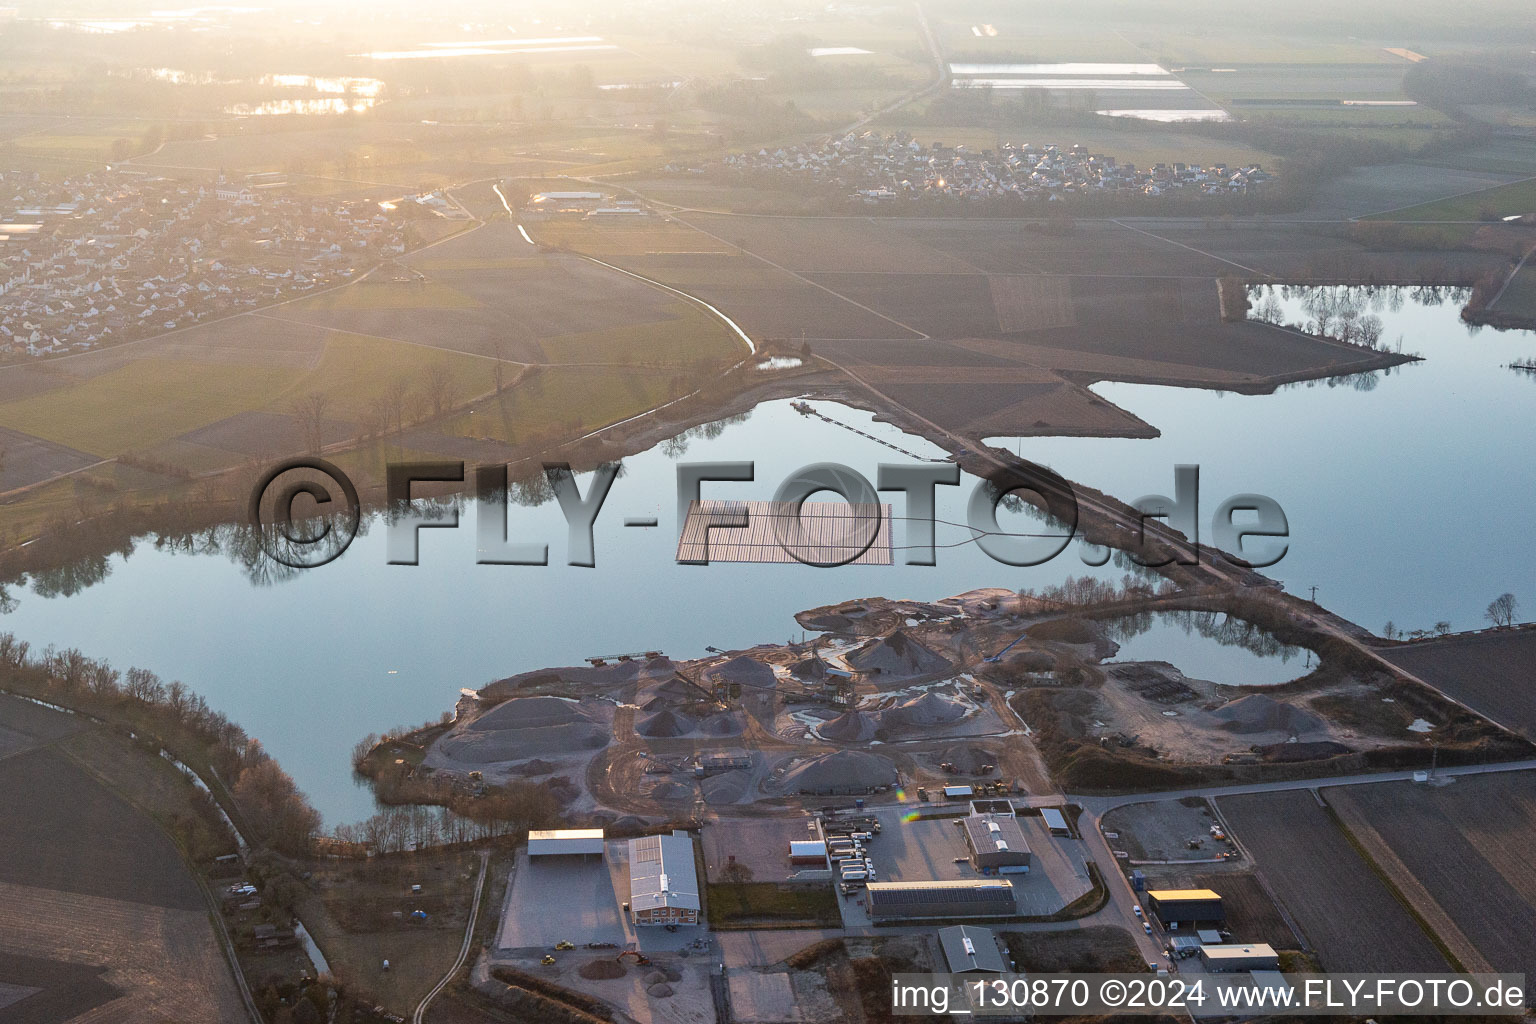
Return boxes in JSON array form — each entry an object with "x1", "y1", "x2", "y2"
[{"x1": 0, "y1": 633, "x2": 320, "y2": 856}]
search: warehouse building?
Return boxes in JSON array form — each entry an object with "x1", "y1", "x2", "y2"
[
  {"x1": 1200, "y1": 943, "x2": 1279, "y2": 972},
  {"x1": 961, "y1": 814, "x2": 1031, "y2": 873},
  {"x1": 866, "y1": 880, "x2": 1017, "y2": 921},
  {"x1": 627, "y1": 832, "x2": 701, "y2": 927},
  {"x1": 789, "y1": 840, "x2": 828, "y2": 865},
  {"x1": 1145, "y1": 888, "x2": 1224, "y2": 927},
  {"x1": 527, "y1": 828, "x2": 604, "y2": 859},
  {"x1": 938, "y1": 925, "x2": 1008, "y2": 974}
]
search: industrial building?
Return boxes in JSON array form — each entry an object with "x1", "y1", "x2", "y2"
[
  {"x1": 866, "y1": 880, "x2": 1017, "y2": 921},
  {"x1": 1145, "y1": 888, "x2": 1224, "y2": 927},
  {"x1": 526, "y1": 190, "x2": 606, "y2": 214},
  {"x1": 961, "y1": 814, "x2": 1031, "y2": 873},
  {"x1": 1200, "y1": 943, "x2": 1280, "y2": 972},
  {"x1": 627, "y1": 832, "x2": 700, "y2": 927},
  {"x1": 938, "y1": 925, "x2": 1008, "y2": 974},
  {"x1": 789, "y1": 840, "x2": 828, "y2": 865},
  {"x1": 527, "y1": 828, "x2": 604, "y2": 859}
]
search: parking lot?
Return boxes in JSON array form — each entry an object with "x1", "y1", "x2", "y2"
[
  {"x1": 834, "y1": 807, "x2": 1096, "y2": 926},
  {"x1": 702, "y1": 816, "x2": 821, "y2": 882},
  {"x1": 494, "y1": 845, "x2": 701, "y2": 954}
]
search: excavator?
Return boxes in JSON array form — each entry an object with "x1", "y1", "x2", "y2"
[{"x1": 616, "y1": 949, "x2": 651, "y2": 966}]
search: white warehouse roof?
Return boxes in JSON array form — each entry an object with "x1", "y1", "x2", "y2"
[
  {"x1": 628, "y1": 833, "x2": 700, "y2": 913},
  {"x1": 528, "y1": 828, "x2": 605, "y2": 856}
]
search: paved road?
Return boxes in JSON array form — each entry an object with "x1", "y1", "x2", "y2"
[{"x1": 1074, "y1": 757, "x2": 1536, "y2": 816}]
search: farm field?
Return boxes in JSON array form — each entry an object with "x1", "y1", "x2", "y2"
[
  {"x1": 0, "y1": 333, "x2": 498, "y2": 458},
  {"x1": 0, "y1": 203, "x2": 743, "y2": 509},
  {"x1": 1363, "y1": 175, "x2": 1536, "y2": 222},
  {"x1": 1380, "y1": 630, "x2": 1536, "y2": 740},
  {"x1": 1323, "y1": 774, "x2": 1536, "y2": 977},
  {"x1": 1217, "y1": 789, "x2": 1449, "y2": 972},
  {"x1": 0, "y1": 698, "x2": 245, "y2": 1023}
]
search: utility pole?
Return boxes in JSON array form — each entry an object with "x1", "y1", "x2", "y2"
[{"x1": 1308, "y1": 585, "x2": 1318, "y2": 604}]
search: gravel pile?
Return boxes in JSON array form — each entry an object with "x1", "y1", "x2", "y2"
[{"x1": 846, "y1": 630, "x2": 951, "y2": 677}]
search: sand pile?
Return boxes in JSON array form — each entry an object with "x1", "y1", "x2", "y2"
[
  {"x1": 779, "y1": 750, "x2": 897, "y2": 793},
  {"x1": 580, "y1": 959, "x2": 627, "y2": 980},
  {"x1": 790, "y1": 654, "x2": 829, "y2": 680},
  {"x1": 511, "y1": 758, "x2": 555, "y2": 776},
  {"x1": 846, "y1": 630, "x2": 951, "y2": 677},
  {"x1": 437, "y1": 696, "x2": 607, "y2": 762},
  {"x1": 819, "y1": 709, "x2": 880, "y2": 742},
  {"x1": 701, "y1": 772, "x2": 749, "y2": 805},
  {"x1": 1210, "y1": 695, "x2": 1325, "y2": 736},
  {"x1": 483, "y1": 661, "x2": 642, "y2": 698},
  {"x1": 647, "y1": 676, "x2": 710, "y2": 702},
  {"x1": 699, "y1": 711, "x2": 745, "y2": 737},
  {"x1": 646, "y1": 779, "x2": 696, "y2": 802},
  {"x1": 647, "y1": 984, "x2": 674, "y2": 998},
  {"x1": 938, "y1": 744, "x2": 995, "y2": 773},
  {"x1": 702, "y1": 656, "x2": 777, "y2": 690},
  {"x1": 887, "y1": 691, "x2": 968, "y2": 727},
  {"x1": 637, "y1": 709, "x2": 695, "y2": 738}
]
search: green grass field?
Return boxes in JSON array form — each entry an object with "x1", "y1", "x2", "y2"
[
  {"x1": 538, "y1": 305, "x2": 737, "y2": 367},
  {"x1": 705, "y1": 882, "x2": 842, "y2": 928},
  {"x1": 1366, "y1": 176, "x2": 1536, "y2": 221},
  {"x1": 444, "y1": 366, "x2": 684, "y2": 447},
  {"x1": 0, "y1": 332, "x2": 502, "y2": 456},
  {"x1": 289, "y1": 281, "x2": 484, "y2": 310}
]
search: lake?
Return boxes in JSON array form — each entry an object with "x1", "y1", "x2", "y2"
[
  {"x1": 990, "y1": 285, "x2": 1536, "y2": 637},
  {"x1": 8, "y1": 285, "x2": 1528, "y2": 824},
  {"x1": 1103, "y1": 610, "x2": 1307, "y2": 687},
  {"x1": 0, "y1": 400, "x2": 1121, "y2": 825}
]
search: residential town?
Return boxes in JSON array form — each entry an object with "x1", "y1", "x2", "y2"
[
  {"x1": 0, "y1": 169, "x2": 410, "y2": 358},
  {"x1": 692, "y1": 130, "x2": 1273, "y2": 202}
]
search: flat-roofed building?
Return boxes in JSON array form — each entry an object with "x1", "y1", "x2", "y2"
[
  {"x1": 961, "y1": 814, "x2": 1031, "y2": 873},
  {"x1": 1200, "y1": 943, "x2": 1279, "y2": 972},
  {"x1": 1040, "y1": 807, "x2": 1071, "y2": 836},
  {"x1": 527, "y1": 828, "x2": 604, "y2": 858},
  {"x1": 627, "y1": 831, "x2": 700, "y2": 926},
  {"x1": 938, "y1": 925, "x2": 1008, "y2": 973},
  {"x1": 1145, "y1": 888, "x2": 1224, "y2": 927},
  {"x1": 866, "y1": 880, "x2": 1016, "y2": 921},
  {"x1": 789, "y1": 840, "x2": 828, "y2": 865}
]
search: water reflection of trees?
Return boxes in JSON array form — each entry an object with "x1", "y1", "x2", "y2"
[
  {"x1": 1245, "y1": 284, "x2": 1470, "y2": 356},
  {"x1": 1105, "y1": 609, "x2": 1302, "y2": 663},
  {"x1": 659, "y1": 411, "x2": 752, "y2": 459}
]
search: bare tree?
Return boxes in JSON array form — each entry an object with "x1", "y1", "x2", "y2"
[
  {"x1": 385, "y1": 377, "x2": 412, "y2": 434},
  {"x1": 291, "y1": 391, "x2": 330, "y2": 454},
  {"x1": 422, "y1": 362, "x2": 457, "y2": 419},
  {"x1": 491, "y1": 338, "x2": 508, "y2": 394},
  {"x1": 1486, "y1": 592, "x2": 1520, "y2": 628},
  {"x1": 720, "y1": 859, "x2": 754, "y2": 884},
  {"x1": 124, "y1": 666, "x2": 165, "y2": 704}
]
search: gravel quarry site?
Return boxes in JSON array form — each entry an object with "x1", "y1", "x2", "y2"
[{"x1": 6, "y1": 2, "x2": 1536, "y2": 1021}]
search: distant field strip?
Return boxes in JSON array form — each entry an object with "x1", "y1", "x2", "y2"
[{"x1": 989, "y1": 275, "x2": 1075, "y2": 332}]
